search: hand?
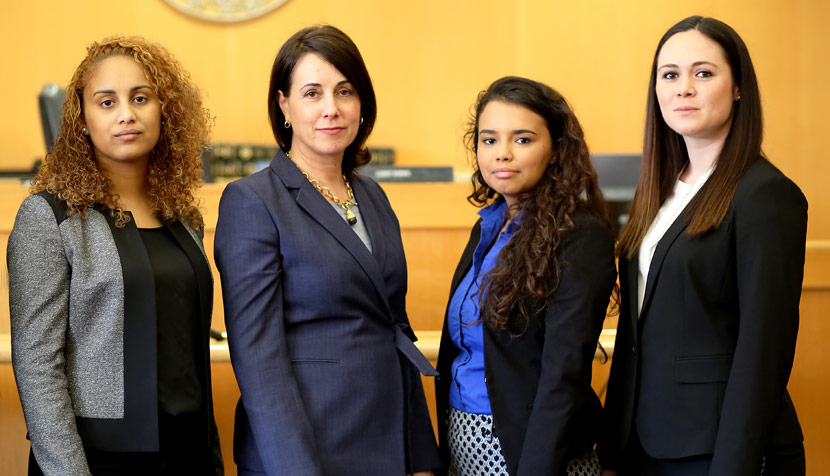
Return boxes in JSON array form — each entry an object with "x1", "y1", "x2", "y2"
[
  {"x1": 407, "y1": 472, "x2": 434, "y2": 476},
  {"x1": 602, "y1": 471, "x2": 617, "y2": 476}
]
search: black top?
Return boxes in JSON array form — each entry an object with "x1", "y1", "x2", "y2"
[{"x1": 139, "y1": 226, "x2": 204, "y2": 415}]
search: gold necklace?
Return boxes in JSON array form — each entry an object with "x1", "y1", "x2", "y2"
[{"x1": 287, "y1": 151, "x2": 358, "y2": 226}]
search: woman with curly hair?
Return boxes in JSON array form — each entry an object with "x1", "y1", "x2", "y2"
[
  {"x1": 8, "y1": 36, "x2": 223, "y2": 475},
  {"x1": 435, "y1": 76, "x2": 617, "y2": 476}
]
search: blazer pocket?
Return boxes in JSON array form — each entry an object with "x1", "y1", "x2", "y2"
[
  {"x1": 675, "y1": 355, "x2": 733, "y2": 383},
  {"x1": 290, "y1": 358, "x2": 340, "y2": 365}
]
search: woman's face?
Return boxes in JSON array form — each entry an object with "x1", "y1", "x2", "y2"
[
  {"x1": 655, "y1": 29, "x2": 739, "y2": 143},
  {"x1": 278, "y1": 53, "x2": 361, "y2": 162},
  {"x1": 82, "y1": 55, "x2": 161, "y2": 170},
  {"x1": 476, "y1": 100, "x2": 553, "y2": 209}
]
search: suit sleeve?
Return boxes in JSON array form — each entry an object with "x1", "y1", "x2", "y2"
[
  {"x1": 8, "y1": 195, "x2": 91, "y2": 476},
  {"x1": 214, "y1": 181, "x2": 324, "y2": 476},
  {"x1": 516, "y1": 217, "x2": 617, "y2": 475},
  {"x1": 709, "y1": 175, "x2": 807, "y2": 475}
]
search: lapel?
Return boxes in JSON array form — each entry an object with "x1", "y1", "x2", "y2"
[
  {"x1": 99, "y1": 209, "x2": 159, "y2": 444},
  {"x1": 620, "y1": 254, "x2": 640, "y2": 345},
  {"x1": 449, "y1": 220, "x2": 481, "y2": 297},
  {"x1": 270, "y1": 152, "x2": 394, "y2": 317},
  {"x1": 165, "y1": 221, "x2": 213, "y2": 334},
  {"x1": 638, "y1": 209, "x2": 691, "y2": 320}
]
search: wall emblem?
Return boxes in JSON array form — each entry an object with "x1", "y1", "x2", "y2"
[{"x1": 163, "y1": 0, "x2": 288, "y2": 22}]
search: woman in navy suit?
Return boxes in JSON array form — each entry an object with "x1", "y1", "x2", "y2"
[
  {"x1": 214, "y1": 25, "x2": 440, "y2": 476},
  {"x1": 599, "y1": 16, "x2": 807, "y2": 476},
  {"x1": 435, "y1": 76, "x2": 617, "y2": 476}
]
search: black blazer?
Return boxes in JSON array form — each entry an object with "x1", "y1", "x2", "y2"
[
  {"x1": 436, "y1": 208, "x2": 617, "y2": 476},
  {"x1": 599, "y1": 158, "x2": 807, "y2": 476}
]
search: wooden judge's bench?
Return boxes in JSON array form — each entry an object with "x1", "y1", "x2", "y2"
[{"x1": 1, "y1": 181, "x2": 828, "y2": 475}]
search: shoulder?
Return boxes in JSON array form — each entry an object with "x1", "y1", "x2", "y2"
[
  {"x1": 729, "y1": 158, "x2": 807, "y2": 231},
  {"x1": 219, "y1": 168, "x2": 283, "y2": 208},
  {"x1": 562, "y1": 208, "x2": 615, "y2": 249},
  {"x1": 353, "y1": 173, "x2": 388, "y2": 199},
  {"x1": 13, "y1": 192, "x2": 67, "y2": 229},
  {"x1": 734, "y1": 157, "x2": 806, "y2": 207}
]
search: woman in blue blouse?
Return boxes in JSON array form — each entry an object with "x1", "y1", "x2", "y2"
[{"x1": 435, "y1": 76, "x2": 617, "y2": 476}]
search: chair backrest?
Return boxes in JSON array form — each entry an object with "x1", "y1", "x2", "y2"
[{"x1": 38, "y1": 83, "x2": 65, "y2": 153}]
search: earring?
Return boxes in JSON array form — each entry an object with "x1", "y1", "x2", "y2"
[
  {"x1": 360, "y1": 117, "x2": 364, "y2": 125},
  {"x1": 284, "y1": 120, "x2": 291, "y2": 129},
  {"x1": 737, "y1": 95, "x2": 741, "y2": 101},
  {"x1": 82, "y1": 127, "x2": 88, "y2": 135}
]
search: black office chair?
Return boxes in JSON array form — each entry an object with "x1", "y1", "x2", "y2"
[{"x1": 38, "y1": 83, "x2": 65, "y2": 154}]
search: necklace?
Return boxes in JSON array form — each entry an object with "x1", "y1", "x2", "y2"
[{"x1": 287, "y1": 151, "x2": 358, "y2": 226}]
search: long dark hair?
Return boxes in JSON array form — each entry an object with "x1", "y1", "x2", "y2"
[
  {"x1": 267, "y1": 24, "x2": 377, "y2": 178},
  {"x1": 466, "y1": 76, "x2": 611, "y2": 333},
  {"x1": 618, "y1": 16, "x2": 763, "y2": 257}
]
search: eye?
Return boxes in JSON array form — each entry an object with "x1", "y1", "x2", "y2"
[
  {"x1": 695, "y1": 70, "x2": 713, "y2": 78},
  {"x1": 516, "y1": 137, "x2": 532, "y2": 144},
  {"x1": 661, "y1": 71, "x2": 678, "y2": 80},
  {"x1": 303, "y1": 89, "x2": 319, "y2": 99},
  {"x1": 133, "y1": 96, "x2": 148, "y2": 104},
  {"x1": 480, "y1": 137, "x2": 496, "y2": 145},
  {"x1": 338, "y1": 87, "x2": 354, "y2": 97},
  {"x1": 101, "y1": 99, "x2": 115, "y2": 108}
]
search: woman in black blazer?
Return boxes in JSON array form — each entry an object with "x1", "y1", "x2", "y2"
[
  {"x1": 435, "y1": 76, "x2": 617, "y2": 476},
  {"x1": 9, "y1": 36, "x2": 222, "y2": 475},
  {"x1": 598, "y1": 16, "x2": 807, "y2": 476}
]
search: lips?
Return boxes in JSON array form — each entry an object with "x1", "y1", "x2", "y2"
[
  {"x1": 317, "y1": 127, "x2": 345, "y2": 135},
  {"x1": 493, "y1": 168, "x2": 518, "y2": 179},
  {"x1": 672, "y1": 106, "x2": 700, "y2": 117},
  {"x1": 115, "y1": 129, "x2": 141, "y2": 139}
]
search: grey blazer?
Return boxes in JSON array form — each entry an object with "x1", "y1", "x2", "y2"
[{"x1": 8, "y1": 192, "x2": 222, "y2": 475}]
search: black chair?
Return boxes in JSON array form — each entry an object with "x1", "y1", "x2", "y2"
[
  {"x1": 591, "y1": 154, "x2": 642, "y2": 236},
  {"x1": 38, "y1": 83, "x2": 65, "y2": 154}
]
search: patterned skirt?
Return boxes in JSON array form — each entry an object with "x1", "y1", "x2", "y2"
[{"x1": 447, "y1": 408, "x2": 602, "y2": 476}]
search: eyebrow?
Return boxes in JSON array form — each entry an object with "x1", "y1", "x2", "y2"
[
  {"x1": 300, "y1": 80, "x2": 352, "y2": 89},
  {"x1": 658, "y1": 61, "x2": 719, "y2": 70},
  {"x1": 92, "y1": 85, "x2": 153, "y2": 96},
  {"x1": 479, "y1": 129, "x2": 539, "y2": 135}
]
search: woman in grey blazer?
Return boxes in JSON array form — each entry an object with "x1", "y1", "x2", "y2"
[{"x1": 8, "y1": 36, "x2": 222, "y2": 475}]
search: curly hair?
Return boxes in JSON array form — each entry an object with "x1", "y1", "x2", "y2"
[
  {"x1": 465, "y1": 77, "x2": 612, "y2": 334},
  {"x1": 30, "y1": 35, "x2": 211, "y2": 228}
]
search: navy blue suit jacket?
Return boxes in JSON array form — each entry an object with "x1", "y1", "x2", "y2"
[
  {"x1": 214, "y1": 151, "x2": 440, "y2": 476},
  {"x1": 599, "y1": 158, "x2": 807, "y2": 476}
]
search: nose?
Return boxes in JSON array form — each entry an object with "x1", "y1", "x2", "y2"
[
  {"x1": 117, "y1": 101, "x2": 136, "y2": 124},
  {"x1": 495, "y1": 143, "x2": 512, "y2": 161},
  {"x1": 321, "y1": 93, "x2": 340, "y2": 118},
  {"x1": 677, "y1": 75, "x2": 695, "y2": 97}
]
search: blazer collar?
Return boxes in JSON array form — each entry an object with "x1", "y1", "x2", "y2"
[
  {"x1": 638, "y1": 207, "x2": 691, "y2": 320},
  {"x1": 449, "y1": 219, "x2": 482, "y2": 296},
  {"x1": 269, "y1": 150, "x2": 394, "y2": 318}
]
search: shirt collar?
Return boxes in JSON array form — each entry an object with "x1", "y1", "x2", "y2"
[{"x1": 477, "y1": 198, "x2": 521, "y2": 236}]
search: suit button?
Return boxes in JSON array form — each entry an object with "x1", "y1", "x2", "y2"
[{"x1": 632, "y1": 346, "x2": 636, "y2": 355}]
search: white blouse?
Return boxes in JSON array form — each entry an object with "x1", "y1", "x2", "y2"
[{"x1": 637, "y1": 167, "x2": 714, "y2": 314}]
